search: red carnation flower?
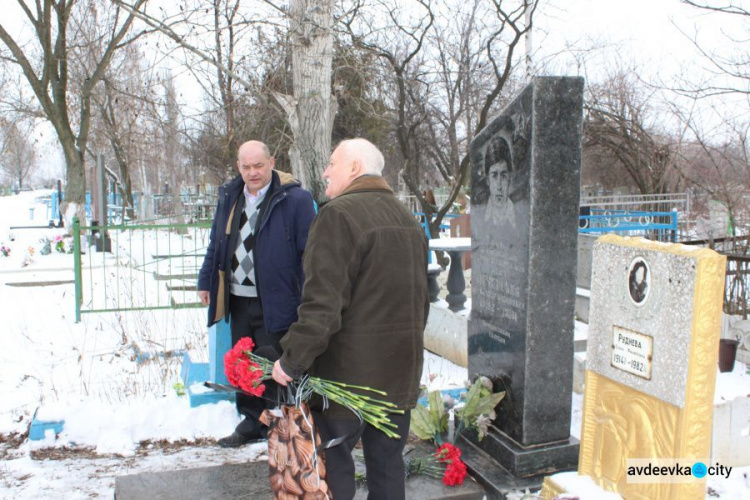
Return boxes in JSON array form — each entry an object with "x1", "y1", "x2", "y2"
[
  {"x1": 435, "y1": 443, "x2": 462, "y2": 462},
  {"x1": 223, "y1": 337, "x2": 266, "y2": 396},
  {"x1": 443, "y1": 459, "x2": 468, "y2": 486},
  {"x1": 234, "y1": 337, "x2": 255, "y2": 353}
]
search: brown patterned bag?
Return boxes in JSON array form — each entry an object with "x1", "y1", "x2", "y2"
[{"x1": 260, "y1": 403, "x2": 331, "y2": 500}]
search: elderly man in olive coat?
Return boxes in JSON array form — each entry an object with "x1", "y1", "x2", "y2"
[{"x1": 272, "y1": 138, "x2": 430, "y2": 500}]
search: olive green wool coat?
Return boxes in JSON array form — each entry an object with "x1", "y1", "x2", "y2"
[{"x1": 279, "y1": 175, "x2": 430, "y2": 418}]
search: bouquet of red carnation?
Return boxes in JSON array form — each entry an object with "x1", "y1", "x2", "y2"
[
  {"x1": 435, "y1": 443, "x2": 468, "y2": 486},
  {"x1": 224, "y1": 337, "x2": 267, "y2": 396},
  {"x1": 405, "y1": 442, "x2": 468, "y2": 486},
  {"x1": 223, "y1": 337, "x2": 402, "y2": 438}
]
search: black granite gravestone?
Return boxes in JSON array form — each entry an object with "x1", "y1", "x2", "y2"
[{"x1": 464, "y1": 77, "x2": 583, "y2": 491}]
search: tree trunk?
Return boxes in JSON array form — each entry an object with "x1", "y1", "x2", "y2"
[
  {"x1": 274, "y1": 0, "x2": 337, "y2": 202},
  {"x1": 59, "y1": 134, "x2": 88, "y2": 225},
  {"x1": 120, "y1": 166, "x2": 136, "y2": 220}
]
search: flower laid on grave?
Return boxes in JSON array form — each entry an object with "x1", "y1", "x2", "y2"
[
  {"x1": 21, "y1": 246, "x2": 35, "y2": 267},
  {"x1": 408, "y1": 442, "x2": 468, "y2": 486},
  {"x1": 39, "y1": 237, "x2": 51, "y2": 255},
  {"x1": 172, "y1": 382, "x2": 186, "y2": 397},
  {"x1": 357, "y1": 442, "x2": 468, "y2": 486},
  {"x1": 411, "y1": 375, "x2": 505, "y2": 445},
  {"x1": 433, "y1": 443, "x2": 468, "y2": 485},
  {"x1": 0, "y1": 244, "x2": 10, "y2": 257},
  {"x1": 53, "y1": 235, "x2": 66, "y2": 254},
  {"x1": 224, "y1": 337, "x2": 403, "y2": 438}
]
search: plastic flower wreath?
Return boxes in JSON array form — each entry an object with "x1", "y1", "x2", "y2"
[{"x1": 411, "y1": 375, "x2": 506, "y2": 445}]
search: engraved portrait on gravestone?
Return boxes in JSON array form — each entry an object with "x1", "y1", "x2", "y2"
[
  {"x1": 628, "y1": 257, "x2": 650, "y2": 305},
  {"x1": 483, "y1": 135, "x2": 515, "y2": 228},
  {"x1": 470, "y1": 105, "x2": 532, "y2": 337}
]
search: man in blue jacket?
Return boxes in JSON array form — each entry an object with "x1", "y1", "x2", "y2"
[{"x1": 198, "y1": 140, "x2": 316, "y2": 447}]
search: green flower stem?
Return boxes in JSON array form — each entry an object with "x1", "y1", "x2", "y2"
[
  {"x1": 406, "y1": 456, "x2": 445, "y2": 479},
  {"x1": 244, "y1": 352, "x2": 402, "y2": 438},
  {"x1": 452, "y1": 420, "x2": 465, "y2": 444}
]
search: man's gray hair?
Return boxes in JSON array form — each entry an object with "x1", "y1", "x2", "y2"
[{"x1": 338, "y1": 138, "x2": 384, "y2": 176}]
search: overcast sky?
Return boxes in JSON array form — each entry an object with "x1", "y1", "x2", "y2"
[
  {"x1": 4, "y1": 0, "x2": 740, "y2": 94},
  {"x1": 538, "y1": 0, "x2": 741, "y2": 80}
]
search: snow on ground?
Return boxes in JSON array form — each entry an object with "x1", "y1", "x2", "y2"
[
  {"x1": 0, "y1": 191, "x2": 472, "y2": 498},
  {"x1": 1, "y1": 190, "x2": 749, "y2": 499},
  {"x1": 715, "y1": 362, "x2": 750, "y2": 404},
  {"x1": 3, "y1": 439, "x2": 268, "y2": 500}
]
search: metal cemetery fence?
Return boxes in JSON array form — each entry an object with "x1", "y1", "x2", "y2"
[
  {"x1": 725, "y1": 253, "x2": 750, "y2": 319},
  {"x1": 72, "y1": 217, "x2": 211, "y2": 322},
  {"x1": 581, "y1": 192, "x2": 689, "y2": 240},
  {"x1": 580, "y1": 192, "x2": 689, "y2": 214},
  {"x1": 578, "y1": 210, "x2": 678, "y2": 242},
  {"x1": 50, "y1": 191, "x2": 218, "y2": 226}
]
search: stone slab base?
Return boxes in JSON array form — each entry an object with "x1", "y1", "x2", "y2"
[
  {"x1": 461, "y1": 429, "x2": 579, "y2": 478},
  {"x1": 459, "y1": 437, "x2": 550, "y2": 499},
  {"x1": 116, "y1": 454, "x2": 486, "y2": 500}
]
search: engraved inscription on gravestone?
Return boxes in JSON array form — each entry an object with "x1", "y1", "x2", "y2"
[{"x1": 611, "y1": 326, "x2": 653, "y2": 380}]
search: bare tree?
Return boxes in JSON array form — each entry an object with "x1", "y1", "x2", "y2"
[
  {"x1": 159, "y1": 72, "x2": 188, "y2": 227},
  {"x1": 115, "y1": 0, "x2": 336, "y2": 201},
  {"x1": 343, "y1": 0, "x2": 536, "y2": 237},
  {"x1": 70, "y1": 28, "x2": 160, "y2": 220},
  {"x1": 674, "y1": 104, "x2": 750, "y2": 241},
  {"x1": 171, "y1": 0, "x2": 259, "y2": 178},
  {"x1": 584, "y1": 69, "x2": 683, "y2": 195},
  {"x1": 1, "y1": 121, "x2": 37, "y2": 189},
  {"x1": 94, "y1": 79, "x2": 138, "y2": 219},
  {"x1": 675, "y1": 1, "x2": 750, "y2": 98},
  {"x1": 0, "y1": 0, "x2": 148, "y2": 221}
]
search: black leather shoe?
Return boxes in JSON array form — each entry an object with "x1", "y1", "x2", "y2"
[{"x1": 217, "y1": 431, "x2": 265, "y2": 448}]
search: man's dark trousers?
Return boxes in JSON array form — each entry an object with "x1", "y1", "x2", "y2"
[
  {"x1": 313, "y1": 411, "x2": 411, "y2": 500},
  {"x1": 229, "y1": 295, "x2": 283, "y2": 437}
]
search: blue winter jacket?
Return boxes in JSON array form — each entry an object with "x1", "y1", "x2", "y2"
[{"x1": 197, "y1": 171, "x2": 316, "y2": 333}]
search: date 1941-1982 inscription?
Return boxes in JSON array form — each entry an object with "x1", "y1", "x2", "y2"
[{"x1": 611, "y1": 326, "x2": 653, "y2": 380}]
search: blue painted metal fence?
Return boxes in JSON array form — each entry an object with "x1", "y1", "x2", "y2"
[
  {"x1": 579, "y1": 210, "x2": 678, "y2": 242},
  {"x1": 47, "y1": 191, "x2": 93, "y2": 222}
]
